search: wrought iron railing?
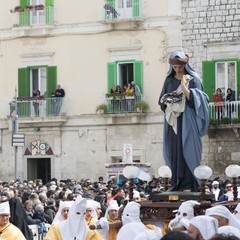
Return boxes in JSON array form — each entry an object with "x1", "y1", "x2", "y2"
[
  {"x1": 8, "y1": 97, "x2": 68, "y2": 118},
  {"x1": 105, "y1": 94, "x2": 148, "y2": 113},
  {"x1": 11, "y1": 6, "x2": 54, "y2": 27},
  {"x1": 209, "y1": 101, "x2": 240, "y2": 126}
]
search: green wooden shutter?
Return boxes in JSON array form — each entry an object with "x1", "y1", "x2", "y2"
[
  {"x1": 45, "y1": 0, "x2": 54, "y2": 5},
  {"x1": 45, "y1": 0, "x2": 54, "y2": 24},
  {"x1": 18, "y1": 67, "x2": 30, "y2": 117},
  {"x1": 133, "y1": 60, "x2": 143, "y2": 93},
  {"x1": 20, "y1": 0, "x2": 28, "y2": 7},
  {"x1": 20, "y1": 0, "x2": 30, "y2": 26},
  {"x1": 107, "y1": 0, "x2": 115, "y2": 4},
  {"x1": 46, "y1": 66, "x2": 57, "y2": 97},
  {"x1": 202, "y1": 61, "x2": 215, "y2": 100},
  {"x1": 107, "y1": 62, "x2": 117, "y2": 93},
  {"x1": 46, "y1": 66, "x2": 57, "y2": 116},
  {"x1": 18, "y1": 67, "x2": 30, "y2": 97},
  {"x1": 132, "y1": 0, "x2": 140, "y2": 17}
]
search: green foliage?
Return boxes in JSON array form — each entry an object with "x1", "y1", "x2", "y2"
[
  {"x1": 209, "y1": 117, "x2": 240, "y2": 126},
  {"x1": 96, "y1": 104, "x2": 107, "y2": 114},
  {"x1": 134, "y1": 101, "x2": 149, "y2": 112},
  {"x1": 105, "y1": 93, "x2": 126, "y2": 99},
  {"x1": 231, "y1": 118, "x2": 240, "y2": 124}
]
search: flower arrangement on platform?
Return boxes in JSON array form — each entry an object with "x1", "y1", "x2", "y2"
[
  {"x1": 12, "y1": 4, "x2": 45, "y2": 13},
  {"x1": 35, "y1": 4, "x2": 44, "y2": 10},
  {"x1": 14, "y1": 6, "x2": 24, "y2": 12},
  {"x1": 26, "y1": 5, "x2": 34, "y2": 11}
]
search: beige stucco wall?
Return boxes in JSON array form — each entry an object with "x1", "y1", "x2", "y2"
[{"x1": 0, "y1": 0, "x2": 181, "y2": 181}]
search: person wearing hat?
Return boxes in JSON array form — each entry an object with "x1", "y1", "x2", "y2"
[
  {"x1": 104, "y1": 200, "x2": 121, "y2": 240},
  {"x1": 159, "y1": 50, "x2": 209, "y2": 192},
  {"x1": 217, "y1": 225, "x2": 240, "y2": 239},
  {"x1": 187, "y1": 215, "x2": 218, "y2": 240},
  {"x1": 120, "y1": 201, "x2": 162, "y2": 236},
  {"x1": 168, "y1": 200, "x2": 200, "y2": 232},
  {"x1": 218, "y1": 183, "x2": 233, "y2": 202},
  {"x1": 206, "y1": 205, "x2": 240, "y2": 229},
  {"x1": 0, "y1": 201, "x2": 26, "y2": 240},
  {"x1": 45, "y1": 196, "x2": 104, "y2": 240},
  {"x1": 51, "y1": 200, "x2": 73, "y2": 225},
  {"x1": 211, "y1": 181, "x2": 221, "y2": 201}
]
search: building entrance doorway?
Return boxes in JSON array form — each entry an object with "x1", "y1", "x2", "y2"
[{"x1": 27, "y1": 158, "x2": 51, "y2": 184}]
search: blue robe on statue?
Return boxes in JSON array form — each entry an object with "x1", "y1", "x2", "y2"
[{"x1": 159, "y1": 76, "x2": 209, "y2": 191}]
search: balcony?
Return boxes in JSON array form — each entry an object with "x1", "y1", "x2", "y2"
[
  {"x1": 100, "y1": 0, "x2": 144, "y2": 23},
  {"x1": 103, "y1": 94, "x2": 149, "y2": 114},
  {"x1": 209, "y1": 101, "x2": 240, "y2": 125},
  {"x1": 8, "y1": 97, "x2": 68, "y2": 119},
  {"x1": 208, "y1": 101, "x2": 240, "y2": 137},
  {"x1": 11, "y1": 5, "x2": 54, "y2": 28}
]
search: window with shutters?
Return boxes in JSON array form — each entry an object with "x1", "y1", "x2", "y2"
[
  {"x1": 18, "y1": 66, "x2": 57, "y2": 117},
  {"x1": 107, "y1": 60, "x2": 143, "y2": 94},
  {"x1": 202, "y1": 59, "x2": 240, "y2": 101},
  {"x1": 104, "y1": 0, "x2": 142, "y2": 20},
  {"x1": 17, "y1": 0, "x2": 54, "y2": 27},
  {"x1": 18, "y1": 66, "x2": 56, "y2": 98}
]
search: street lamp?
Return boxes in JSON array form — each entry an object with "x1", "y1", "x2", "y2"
[
  {"x1": 123, "y1": 166, "x2": 140, "y2": 202},
  {"x1": 158, "y1": 165, "x2": 172, "y2": 191},
  {"x1": 225, "y1": 164, "x2": 240, "y2": 201},
  {"x1": 194, "y1": 165, "x2": 212, "y2": 202}
]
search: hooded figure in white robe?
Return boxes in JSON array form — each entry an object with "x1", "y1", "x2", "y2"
[
  {"x1": 206, "y1": 205, "x2": 240, "y2": 229},
  {"x1": 52, "y1": 200, "x2": 73, "y2": 225},
  {"x1": 218, "y1": 225, "x2": 240, "y2": 239},
  {"x1": 188, "y1": 215, "x2": 218, "y2": 240}
]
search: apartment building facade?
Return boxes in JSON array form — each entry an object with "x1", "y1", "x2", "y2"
[
  {"x1": 0, "y1": 0, "x2": 239, "y2": 183},
  {"x1": 0, "y1": 0, "x2": 183, "y2": 182}
]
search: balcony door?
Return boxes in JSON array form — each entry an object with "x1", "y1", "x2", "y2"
[
  {"x1": 115, "y1": 0, "x2": 133, "y2": 18},
  {"x1": 30, "y1": 67, "x2": 47, "y2": 97},
  {"x1": 215, "y1": 61, "x2": 237, "y2": 99},
  {"x1": 30, "y1": 0, "x2": 45, "y2": 25},
  {"x1": 30, "y1": 67, "x2": 47, "y2": 116}
]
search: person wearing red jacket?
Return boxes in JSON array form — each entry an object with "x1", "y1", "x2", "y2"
[{"x1": 213, "y1": 88, "x2": 224, "y2": 121}]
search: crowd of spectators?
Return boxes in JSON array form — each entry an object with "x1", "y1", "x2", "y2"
[{"x1": 0, "y1": 175, "x2": 238, "y2": 239}]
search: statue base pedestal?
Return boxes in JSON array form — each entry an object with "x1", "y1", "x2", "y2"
[{"x1": 151, "y1": 191, "x2": 214, "y2": 202}]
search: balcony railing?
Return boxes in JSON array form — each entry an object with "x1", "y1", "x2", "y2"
[
  {"x1": 11, "y1": 6, "x2": 54, "y2": 27},
  {"x1": 105, "y1": 94, "x2": 148, "y2": 114},
  {"x1": 102, "y1": 0, "x2": 144, "y2": 22},
  {"x1": 8, "y1": 97, "x2": 68, "y2": 118},
  {"x1": 209, "y1": 101, "x2": 240, "y2": 126}
]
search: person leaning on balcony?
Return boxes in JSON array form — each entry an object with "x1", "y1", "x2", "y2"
[
  {"x1": 54, "y1": 84, "x2": 65, "y2": 115},
  {"x1": 110, "y1": 85, "x2": 116, "y2": 94},
  {"x1": 226, "y1": 88, "x2": 236, "y2": 119},
  {"x1": 213, "y1": 88, "x2": 224, "y2": 120},
  {"x1": 124, "y1": 83, "x2": 134, "y2": 112},
  {"x1": 32, "y1": 89, "x2": 42, "y2": 117},
  {"x1": 158, "y1": 50, "x2": 209, "y2": 192}
]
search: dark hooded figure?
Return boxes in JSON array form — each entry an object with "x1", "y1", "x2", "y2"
[
  {"x1": 9, "y1": 197, "x2": 34, "y2": 240},
  {"x1": 158, "y1": 50, "x2": 209, "y2": 192}
]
